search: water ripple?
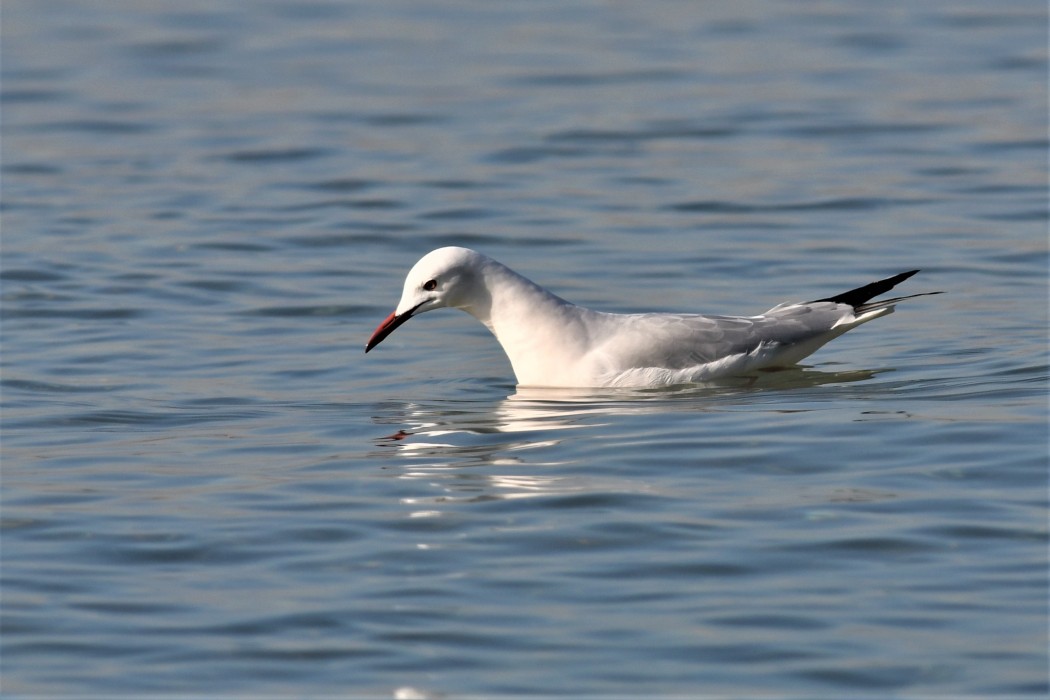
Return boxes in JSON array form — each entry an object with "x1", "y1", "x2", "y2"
[
  {"x1": 668, "y1": 196, "x2": 931, "y2": 213},
  {"x1": 221, "y1": 148, "x2": 332, "y2": 164}
]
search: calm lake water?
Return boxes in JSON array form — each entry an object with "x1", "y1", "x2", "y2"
[{"x1": 3, "y1": 0, "x2": 1047, "y2": 697}]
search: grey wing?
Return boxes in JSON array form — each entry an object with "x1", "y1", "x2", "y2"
[{"x1": 612, "y1": 303, "x2": 850, "y2": 369}]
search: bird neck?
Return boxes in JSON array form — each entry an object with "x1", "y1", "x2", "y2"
[{"x1": 460, "y1": 259, "x2": 591, "y2": 386}]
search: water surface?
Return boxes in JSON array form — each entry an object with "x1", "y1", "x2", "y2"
[{"x1": 3, "y1": 0, "x2": 1047, "y2": 697}]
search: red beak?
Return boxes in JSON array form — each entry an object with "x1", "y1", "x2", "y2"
[{"x1": 365, "y1": 309, "x2": 414, "y2": 353}]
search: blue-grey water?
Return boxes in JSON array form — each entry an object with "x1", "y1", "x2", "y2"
[{"x1": 2, "y1": 1, "x2": 1047, "y2": 697}]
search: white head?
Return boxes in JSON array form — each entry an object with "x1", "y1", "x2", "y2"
[{"x1": 365, "y1": 247, "x2": 490, "y2": 352}]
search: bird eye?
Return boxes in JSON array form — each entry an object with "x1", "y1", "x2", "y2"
[{"x1": 423, "y1": 279, "x2": 437, "y2": 291}]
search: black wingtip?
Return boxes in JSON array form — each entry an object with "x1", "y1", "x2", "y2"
[{"x1": 811, "y1": 269, "x2": 921, "y2": 309}]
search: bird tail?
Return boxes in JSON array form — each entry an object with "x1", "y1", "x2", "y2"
[
  {"x1": 811, "y1": 270, "x2": 941, "y2": 313},
  {"x1": 853, "y1": 291, "x2": 943, "y2": 314}
]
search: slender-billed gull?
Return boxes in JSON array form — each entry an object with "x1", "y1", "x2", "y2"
[{"x1": 365, "y1": 247, "x2": 938, "y2": 388}]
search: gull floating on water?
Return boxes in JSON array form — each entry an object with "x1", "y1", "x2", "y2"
[{"x1": 365, "y1": 247, "x2": 938, "y2": 388}]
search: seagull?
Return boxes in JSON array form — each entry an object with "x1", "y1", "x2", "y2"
[{"x1": 365, "y1": 247, "x2": 938, "y2": 388}]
